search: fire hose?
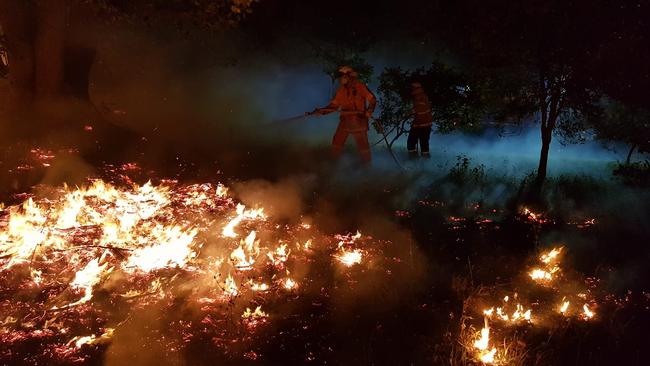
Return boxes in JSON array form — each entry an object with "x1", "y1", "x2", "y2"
[{"x1": 371, "y1": 117, "x2": 406, "y2": 170}]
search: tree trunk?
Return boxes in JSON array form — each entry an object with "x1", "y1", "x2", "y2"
[
  {"x1": 536, "y1": 125, "x2": 552, "y2": 184},
  {"x1": 0, "y1": 0, "x2": 35, "y2": 104},
  {"x1": 63, "y1": 45, "x2": 95, "y2": 100},
  {"x1": 626, "y1": 144, "x2": 637, "y2": 165},
  {"x1": 34, "y1": 0, "x2": 67, "y2": 99}
]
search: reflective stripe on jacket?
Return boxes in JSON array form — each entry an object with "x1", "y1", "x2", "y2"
[
  {"x1": 326, "y1": 80, "x2": 377, "y2": 132},
  {"x1": 412, "y1": 92, "x2": 433, "y2": 128}
]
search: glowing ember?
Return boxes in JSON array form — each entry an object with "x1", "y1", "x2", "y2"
[
  {"x1": 242, "y1": 306, "x2": 268, "y2": 328},
  {"x1": 521, "y1": 207, "x2": 548, "y2": 224}
]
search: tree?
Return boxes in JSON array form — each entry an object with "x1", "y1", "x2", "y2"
[
  {"x1": 375, "y1": 62, "x2": 485, "y2": 149},
  {"x1": 0, "y1": 0, "x2": 256, "y2": 107},
  {"x1": 594, "y1": 101, "x2": 650, "y2": 164},
  {"x1": 429, "y1": 0, "x2": 619, "y2": 189}
]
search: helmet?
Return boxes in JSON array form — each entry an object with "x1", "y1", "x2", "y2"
[
  {"x1": 338, "y1": 65, "x2": 355, "y2": 75},
  {"x1": 411, "y1": 82, "x2": 424, "y2": 94}
]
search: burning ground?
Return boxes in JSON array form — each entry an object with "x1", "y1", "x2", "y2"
[
  {"x1": 0, "y1": 148, "x2": 649, "y2": 365},
  {"x1": 0, "y1": 164, "x2": 428, "y2": 365}
]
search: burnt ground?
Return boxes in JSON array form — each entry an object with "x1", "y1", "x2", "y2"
[{"x1": 1, "y1": 127, "x2": 650, "y2": 366}]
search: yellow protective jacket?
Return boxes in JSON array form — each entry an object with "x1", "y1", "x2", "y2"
[
  {"x1": 412, "y1": 92, "x2": 433, "y2": 128},
  {"x1": 325, "y1": 80, "x2": 377, "y2": 132}
]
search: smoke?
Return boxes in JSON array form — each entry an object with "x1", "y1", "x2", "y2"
[
  {"x1": 3, "y1": 10, "x2": 648, "y2": 304},
  {"x1": 231, "y1": 175, "x2": 316, "y2": 222}
]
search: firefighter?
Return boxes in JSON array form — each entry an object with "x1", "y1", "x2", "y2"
[
  {"x1": 407, "y1": 82, "x2": 433, "y2": 158},
  {"x1": 309, "y1": 66, "x2": 377, "y2": 164}
]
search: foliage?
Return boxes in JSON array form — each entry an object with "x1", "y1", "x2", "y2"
[
  {"x1": 375, "y1": 62, "x2": 486, "y2": 147},
  {"x1": 316, "y1": 46, "x2": 374, "y2": 84},
  {"x1": 592, "y1": 101, "x2": 650, "y2": 162},
  {"x1": 86, "y1": 0, "x2": 257, "y2": 29},
  {"x1": 431, "y1": 1, "x2": 612, "y2": 183},
  {"x1": 447, "y1": 155, "x2": 487, "y2": 187},
  {"x1": 613, "y1": 161, "x2": 650, "y2": 187}
]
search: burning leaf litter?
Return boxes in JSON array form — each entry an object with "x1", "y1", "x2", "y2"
[
  {"x1": 0, "y1": 178, "x2": 382, "y2": 363},
  {"x1": 464, "y1": 246, "x2": 604, "y2": 364}
]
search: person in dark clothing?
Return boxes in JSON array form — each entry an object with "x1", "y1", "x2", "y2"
[{"x1": 407, "y1": 82, "x2": 433, "y2": 158}]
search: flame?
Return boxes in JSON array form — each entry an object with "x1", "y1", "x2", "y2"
[
  {"x1": 521, "y1": 207, "x2": 548, "y2": 224},
  {"x1": 559, "y1": 299, "x2": 570, "y2": 314},
  {"x1": 241, "y1": 306, "x2": 268, "y2": 328},
  {"x1": 336, "y1": 249, "x2": 363, "y2": 267},
  {"x1": 267, "y1": 243, "x2": 290, "y2": 266},
  {"x1": 68, "y1": 328, "x2": 114, "y2": 348},
  {"x1": 582, "y1": 304, "x2": 595, "y2": 319},
  {"x1": 351, "y1": 231, "x2": 362, "y2": 240},
  {"x1": 223, "y1": 274, "x2": 238, "y2": 297},
  {"x1": 483, "y1": 295, "x2": 532, "y2": 324},
  {"x1": 540, "y1": 246, "x2": 563, "y2": 264},
  {"x1": 473, "y1": 318, "x2": 498, "y2": 363},
  {"x1": 230, "y1": 231, "x2": 260, "y2": 270},
  {"x1": 479, "y1": 347, "x2": 497, "y2": 364},
  {"x1": 474, "y1": 318, "x2": 490, "y2": 350},
  {"x1": 529, "y1": 268, "x2": 556, "y2": 281},
  {"x1": 1, "y1": 198, "x2": 48, "y2": 268},
  {"x1": 529, "y1": 247, "x2": 564, "y2": 284},
  {"x1": 215, "y1": 183, "x2": 228, "y2": 198},
  {"x1": 248, "y1": 281, "x2": 269, "y2": 292},
  {"x1": 283, "y1": 278, "x2": 297, "y2": 290},
  {"x1": 124, "y1": 225, "x2": 198, "y2": 272},
  {"x1": 0, "y1": 178, "x2": 382, "y2": 361},
  {"x1": 63, "y1": 255, "x2": 113, "y2": 307},
  {"x1": 222, "y1": 204, "x2": 265, "y2": 238}
]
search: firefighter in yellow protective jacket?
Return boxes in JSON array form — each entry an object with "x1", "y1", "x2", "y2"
[
  {"x1": 310, "y1": 66, "x2": 377, "y2": 163},
  {"x1": 407, "y1": 82, "x2": 433, "y2": 158}
]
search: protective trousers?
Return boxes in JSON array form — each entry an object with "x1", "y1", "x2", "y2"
[
  {"x1": 407, "y1": 126, "x2": 432, "y2": 155},
  {"x1": 331, "y1": 124, "x2": 371, "y2": 163}
]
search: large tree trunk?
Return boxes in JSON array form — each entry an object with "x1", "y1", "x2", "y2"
[
  {"x1": 0, "y1": 0, "x2": 35, "y2": 105},
  {"x1": 64, "y1": 45, "x2": 95, "y2": 100},
  {"x1": 34, "y1": 0, "x2": 67, "y2": 98},
  {"x1": 0, "y1": 0, "x2": 68, "y2": 102}
]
